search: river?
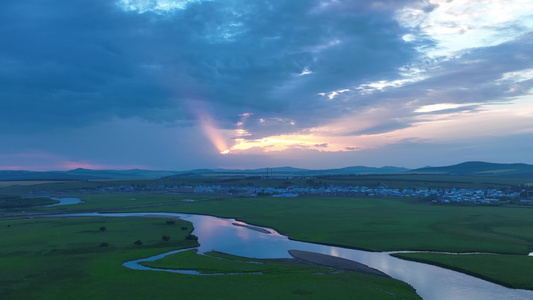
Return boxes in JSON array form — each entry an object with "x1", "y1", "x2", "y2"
[{"x1": 66, "y1": 212, "x2": 533, "y2": 300}]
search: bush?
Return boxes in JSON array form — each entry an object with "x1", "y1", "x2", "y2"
[
  {"x1": 161, "y1": 235, "x2": 170, "y2": 242},
  {"x1": 166, "y1": 220, "x2": 176, "y2": 225},
  {"x1": 99, "y1": 242, "x2": 109, "y2": 247},
  {"x1": 99, "y1": 226, "x2": 106, "y2": 232},
  {"x1": 133, "y1": 240, "x2": 143, "y2": 246},
  {"x1": 181, "y1": 226, "x2": 188, "y2": 230},
  {"x1": 185, "y1": 234, "x2": 198, "y2": 241}
]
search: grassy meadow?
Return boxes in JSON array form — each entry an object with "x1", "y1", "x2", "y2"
[
  {"x1": 123, "y1": 195, "x2": 533, "y2": 290},
  {"x1": 1, "y1": 173, "x2": 530, "y2": 195},
  {"x1": 126, "y1": 196, "x2": 533, "y2": 254},
  {"x1": 0, "y1": 216, "x2": 200, "y2": 299},
  {"x1": 42, "y1": 193, "x2": 207, "y2": 212},
  {"x1": 2, "y1": 175, "x2": 533, "y2": 298},
  {"x1": 0, "y1": 215, "x2": 420, "y2": 299},
  {"x1": 140, "y1": 250, "x2": 419, "y2": 299}
]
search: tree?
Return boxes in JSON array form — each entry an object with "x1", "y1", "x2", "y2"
[
  {"x1": 99, "y1": 226, "x2": 106, "y2": 232},
  {"x1": 162, "y1": 235, "x2": 170, "y2": 242},
  {"x1": 133, "y1": 240, "x2": 143, "y2": 245},
  {"x1": 186, "y1": 234, "x2": 198, "y2": 241}
]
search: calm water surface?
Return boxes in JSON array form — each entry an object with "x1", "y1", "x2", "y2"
[
  {"x1": 47, "y1": 197, "x2": 84, "y2": 206},
  {"x1": 68, "y1": 212, "x2": 533, "y2": 300}
]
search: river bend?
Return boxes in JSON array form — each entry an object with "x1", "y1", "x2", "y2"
[{"x1": 65, "y1": 212, "x2": 533, "y2": 300}]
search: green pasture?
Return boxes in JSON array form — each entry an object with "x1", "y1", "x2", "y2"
[
  {"x1": 1, "y1": 173, "x2": 530, "y2": 195},
  {"x1": 124, "y1": 196, "x2": 533, "y2": 254},
  {"x1": 0, "y1": 194, "x2": 57, "y2": 210},
  {"x1": 314, "y1": 174, "x2": 531, "y2": 189},
  {"x1": 0, "y1": 216, "x2": 420, "y2": 300},
  {"x1": 392, "y1": 253, "x2": 533, "y2": 290},
  {"x1": 0, "y1": 180, "x2": 110, "y2": 193},
  {"x1": 40, "y1": 193, "x2": 206, "y2": 212},
  {"x1": 0, "y1": 181, "x2": 66, "y2": 188},
  {"x1": 121, "y1": 195, "x2": 533, "y2": 288},
  {"x1": 138, "y1": 249, "x2": 420, "y2": 299},
  {"x1": 147, "y1": 174, "x2": 532, "y2": 190},
  {"x1": 3, "y1": 176, "x2": 533, "y2": 293},
  {"x1": 0, "y1": 179, "x2": 161, "y2": 194},
  {"x1": 0, "y1": 216, "x2": 199, "y2": 299}
]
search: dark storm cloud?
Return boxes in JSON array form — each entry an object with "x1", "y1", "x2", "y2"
[
  {"x1": 0, "y1": 0, "x2": 180, "y2": 131},
  {"x1": 0, "y1": 0, "x2": 420, "y2": 135}
]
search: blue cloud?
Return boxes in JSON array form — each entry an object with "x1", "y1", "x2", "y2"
[{"x1": 0, "y1": 0, "x2": 419, "y2": 135}]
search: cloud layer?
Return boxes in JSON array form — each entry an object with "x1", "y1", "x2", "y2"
[{"x1": 1, "y1": 0, "x2": 532, "y2": 170}]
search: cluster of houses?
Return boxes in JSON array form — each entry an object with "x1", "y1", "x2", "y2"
[{"x1": 86, "y1": 183, "x2": 530, "y2": 205}]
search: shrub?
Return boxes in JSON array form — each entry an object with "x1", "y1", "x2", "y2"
[
  {"x1": 99, "y1": 242, "x2": 109, "y2": 247},
  {"x1": 133, "y1": 240, "x2": 143, "y2": 246},
  {"x1": 166, "y1": 220, "x2": 176, "y2": 225},
  {"x1": 185, "y1": 234, "x2": 198, "y2": 241},
  {"x1": 161, "y1": 235, "x2": 170, "y2": 242},
  {"x1": 99, "y1": 226, "x2": 106, "y2": 232}
]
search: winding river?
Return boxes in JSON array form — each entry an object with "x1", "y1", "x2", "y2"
[{"x1": 67, "y1": 212, "x2": 533, "y2": 300}]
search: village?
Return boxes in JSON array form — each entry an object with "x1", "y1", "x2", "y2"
[{"x1": 81, "y1": 182, "x2": 530, "y2": 205}]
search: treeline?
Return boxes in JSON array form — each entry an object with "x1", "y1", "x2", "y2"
[{"x1": 0, "y1": 194, "x2": 57, "y2": 209}]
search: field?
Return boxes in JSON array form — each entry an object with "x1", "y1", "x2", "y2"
[
  {"x1": 118, "y1": 196, "x2": 533, "y2": 254},
  {"x1": 0, "y1": 216, "x2": 199, "y2": 299},
  {"x1": 0, "y1": 216, "x2": 419, "y2": 299},
  {"x1": 2, "y1": 175, "x2": 533, "y2": 298},
  {"x1": 0, "y1": 181, "x2": 67, "y2": 188},
  {"x1": 138, "y1": 195, "x2": 533, "y2": 289},
  {"x1": 0, "y1": 173, "x2": 531, "y2": 195}
]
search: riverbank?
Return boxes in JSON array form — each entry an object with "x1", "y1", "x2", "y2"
[
  {"x1": 392, "y1": 252, "x2": 533, "y2": 290},
  {"x1": 288, "y1": 250, "x2": 390, "y2": 277}
]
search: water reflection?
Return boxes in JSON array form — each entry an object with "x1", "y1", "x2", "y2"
[{"x1": 68, "y1": 212, "x2": 533, "y2": 300}]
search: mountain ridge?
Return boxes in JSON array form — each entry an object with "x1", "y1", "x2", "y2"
[
  {"x1": 2, "y1": 161, "x2": 533, "y2": 180},
  {"x1": 410, "y1": 161, "x2": 533, "y2": 178}
]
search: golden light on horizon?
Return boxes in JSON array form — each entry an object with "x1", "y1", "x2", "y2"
[{"x1": 221, "y1": 133, "x2": 364, "y2": 154}]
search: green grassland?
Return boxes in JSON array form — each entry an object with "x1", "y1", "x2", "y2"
[
  {"x1": 313, "y1": 174, "x2": 532, "y2": 189},
  {"x1": 122, "y1": 195, "x2": 533, "y2": 289},
  {"x1": 125, "y1": 196, "x2": 533, "y2": 254},
  {"x1": 0, "y1": 194, "x2": 57, "y2": 209},
  {"x1": 1, "y1": 173, "x2": 531, "y2": 195},
  {"x1": 138, "y1": 249, "x2": 420, "y2": 299},
  {"x1": 0, "y1": 216, "x2": 420, "y2": 300},
  {"x1": 41, "y1": 193, "x2": 206, "y2": 212},
  {"x1": 153, "y1": 174, "x2": 532, "y2": 189},
  {"x1": 2, "y1": 175, "x2": 533, "y2": 296},
  {"x1": 0, "y1": 216, "x2": 200, "y2": 299}
]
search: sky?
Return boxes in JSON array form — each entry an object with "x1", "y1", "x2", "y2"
[{"x1": 1, "y1": 0, "x2": 533, "y2": 171}]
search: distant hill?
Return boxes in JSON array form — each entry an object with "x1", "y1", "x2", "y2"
[
  {"x1": 0, "y1": 165, "x2": 411, "y2": 181},
  {"x1": 410, "y1": 161, "x2": 533, "y2": 178},
  {"x1": 5, "y1": 162, "x2": 532, "y2": 181},
  {"x1": 165, "y1": 166, "x2": 411, "y2": 178},
  {"x1": 0, "y1": 169, "x2": 184, "y2": 181}
]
